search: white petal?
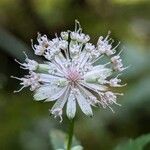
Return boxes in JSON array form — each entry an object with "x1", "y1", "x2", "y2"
[
  {"x1": 45, "y1": 86, "x2": 68, "y2": 102},
  {"x1": 54, "y1": 55, "x2": 67, "y2": 73},
  {"x1": 34, "y1": 85, "x2": 60, "y2": 101},
  {"x1": 46, "y1": 61, "x2": 63, "y2": 75},
  {"x1": 77, "y1": 51, "x2": 86, "y2": 62},
  {"x1": 81, "y1": 81, "x2": 107, "y2": 91},
  {"x1": 58, "y1": 52, "x2": 67, "y2": 63},
  {"x1": 77, "y1": 84, "x2": 98, "y2": 106},
  {"x1": 51, "y1": 86, "x2": 70, "y2": 112},
  {"x1": 66, "y1": 93, "x2": 76, "y2": 119},
  {"x1": 76, "y1": 51, "x2": 89, "y2": 68},
  {"x1": 84, "y1": 67, "x2": 112, "y2": 82},
  {"x1": 39, "y1": 74, "x2": 62, "y2": 83},
  {"x1": 92, "y1": 64, "x2": 104, "y2": 70},
  {"x1": 75, "y1": 89, "x2": 93, "y2": 117},
  {"x1": 34, "y1": 85, "x2": 51, "y2": 101},
  {"x1": 79, "y1": 54, "x2": 90, "y2": 68}
]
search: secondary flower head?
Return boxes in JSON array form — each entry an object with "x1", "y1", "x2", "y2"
[{"x1": 12, "y1": 20, "x2": 127, "y2": 122}]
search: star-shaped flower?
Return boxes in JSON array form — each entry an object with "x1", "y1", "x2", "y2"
[{"x1": 12, "y1": 20, "x2": 127, "y2": 122}]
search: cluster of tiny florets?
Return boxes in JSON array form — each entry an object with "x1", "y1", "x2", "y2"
[{"x1": 12, "y1": 20, "x2": 127, "y2": 122}]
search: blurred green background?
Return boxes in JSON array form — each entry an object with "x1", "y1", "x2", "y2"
[{"x1": 0, "y1": 0, "x2": 150, "y2": 150}]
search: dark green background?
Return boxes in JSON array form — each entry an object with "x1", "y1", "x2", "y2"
[{"x1": 0, "y1": 0, "x2": 150, "y2": 149}]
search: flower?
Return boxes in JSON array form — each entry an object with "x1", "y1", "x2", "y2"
[{"x1": 12, "y1": 20, "x2": 127, "y2": 122}]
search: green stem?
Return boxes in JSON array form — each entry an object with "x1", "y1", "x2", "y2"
[{"x1": 67, "y1": 118, "x2": 75, "y2": 150}]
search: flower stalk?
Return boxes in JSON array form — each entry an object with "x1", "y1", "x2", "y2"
[{"x1": 67, "y1": 118, "x2": 75, "y2": 150}]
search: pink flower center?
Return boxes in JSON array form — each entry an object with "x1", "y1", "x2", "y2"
[{"x1": 66, "y1": 67, "x2": 81, "y2": 83}]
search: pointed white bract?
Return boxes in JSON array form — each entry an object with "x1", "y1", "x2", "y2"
[
  {"x1": 66, "y1": 92, "x2": 76, "y2": 119},
  {"x1": 12, "y1": 20, "x2": 127, "y2": 121}
]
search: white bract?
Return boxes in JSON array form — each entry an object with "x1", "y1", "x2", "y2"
[{"x1": 12, "y1": 20, "x2": 127, "y2": 122}]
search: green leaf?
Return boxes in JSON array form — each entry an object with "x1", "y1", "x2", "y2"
[
  {"x1": 114, "y1": 134, "x2": 150, "y2": 150},
  {"x1": 0, "y1": 28, "x2": 34, "y2": 60},
  {"x1": 50, "y1": 129, "x2": 66, "y2": 150},
  {"x1": 50, "y1": 129, "x2": 81, "y2": 150}
]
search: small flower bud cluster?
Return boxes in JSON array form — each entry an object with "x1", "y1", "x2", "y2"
[
  {"x1": 32, "y1": 34, "x2": 49, "y2": 55},
  {"x1": 85, "y1": 43, "x2": 95, "y2": 52},
  {"x1": 111, "y1": 55, "x2": 125, "y2": 72},
  {"x1": 44, "y1": 37, "x2": 67, "y2": 60},
  {"x1": 32, "y1": 34, "x2": 68, "y2": 61},
  {"x1": 96, "y1": 32, "x2": 127, "y2": 73},
  {"x1": 15, "y1": 52, "x2": 38, "y2": 71},
  {"x1": 70, "y1": 42, "x2": 81, "y2": 55},
  {"x1": 100, "y1": 91, "x2": 121, "y2": 112},
  {"x1": 11, "y1": 72, "x2": 40, "y2": 92},
  {"x1": 71, "y1": 31, "x2": 90, "y2": 43},
  {"x1": 24, "y1": 59, "x2": 38, "y2": 71},
  {"x1": 61, "y1": 31, "x2": 69, "y2": 40},
  {"x1": 97, "y1": 36, "x2": 112, "y2": 55},
  {"x1": 109, "y1": 74, "x2": 126, "y2": 87},
  {"x1": 97, "y1": 31, "x2": 120, "y2": 56}
]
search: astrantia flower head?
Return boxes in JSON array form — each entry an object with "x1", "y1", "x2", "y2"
[{"x1": 12, "y1": 20, "x2": 127, "y2": 122}]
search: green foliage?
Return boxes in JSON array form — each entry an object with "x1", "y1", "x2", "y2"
[
  {"x1": 50, "y1": 129, "x2": 82, "y2": 150},
  {"x1": 114, "y1": 134, "x2": 150, "y2": 150},
  {"x1": 0, "y1": 28, "x2": 32, "y2": 61}
]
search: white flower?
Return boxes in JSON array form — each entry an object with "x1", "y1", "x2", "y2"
[
  {"x1": 97, "y1": 31, "x2": 121, "y2": 56},
  {"x1": 12, "y1": 20, "x2": 127, "y2": 122}
]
